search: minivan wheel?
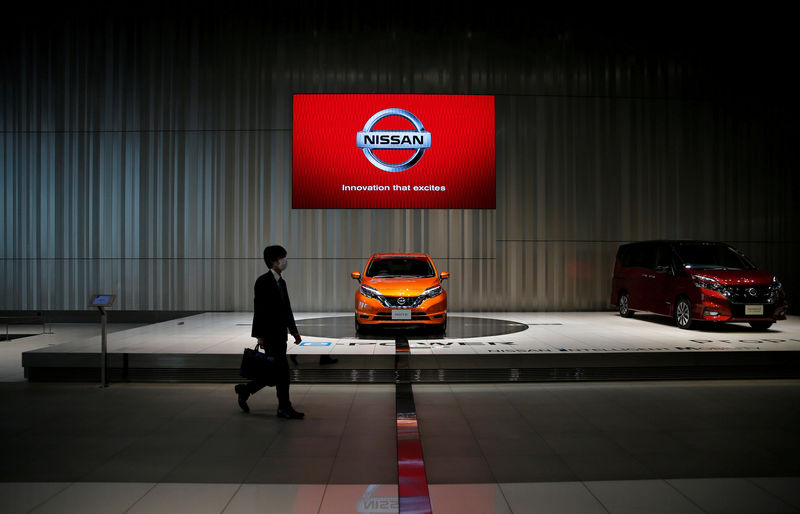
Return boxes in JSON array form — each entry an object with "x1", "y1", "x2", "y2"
[
  {"x1": 749, "y1": 321, "x2": 774, "y2": 331},
  {"x1": 618, "y1": 292, "x2": 634, "y2": 318},
  {"x1": 674, "y1": 297, "x2": 693, "y2": 329}
]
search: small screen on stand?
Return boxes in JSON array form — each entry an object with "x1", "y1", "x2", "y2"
[{"x1": 90, "y1": 295, "x2": 115, "y2": 307}]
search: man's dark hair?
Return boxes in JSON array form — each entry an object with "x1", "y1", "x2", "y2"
[{"x1": 263, "y1": 245, "x2": 288, "y2": 268}]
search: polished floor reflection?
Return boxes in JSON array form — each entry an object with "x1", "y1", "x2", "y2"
[{"x1": 0, "y1": 379, "x2": 799, "y2": 512}]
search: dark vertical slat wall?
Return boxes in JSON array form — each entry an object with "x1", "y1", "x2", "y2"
[{"x1": 1, "y1": 15, "x2": 796, "y2": 312}]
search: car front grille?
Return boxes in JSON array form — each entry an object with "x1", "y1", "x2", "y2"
[
  {"x1": 382, "y1": 296, "x2": 423, "y2": 308},
  {"x1": 726, "y1": 285, "x2": 776, "y2": 304}
]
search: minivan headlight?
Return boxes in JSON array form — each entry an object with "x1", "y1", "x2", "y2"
[{"x1": 693, "y1": 276, "x2": 731, "y2": 297}]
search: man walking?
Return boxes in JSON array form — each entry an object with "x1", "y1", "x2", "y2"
[{"x1": 235, "y1": 245, "x2": 304, "y2": 419}]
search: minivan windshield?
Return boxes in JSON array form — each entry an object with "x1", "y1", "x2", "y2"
[
  {"x1": 675, "y1": 244, "x2": 756, "y2": 271},
  {"x1": 366, "y1": 257, "x2": 435, "y2": 278}
]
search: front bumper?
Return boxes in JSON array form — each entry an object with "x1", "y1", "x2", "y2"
[
  {"x1": 355, "y1": 293, "x2": 447, "y2": 325},
  {"x1": 697, "y1": 294, "x2": 788, "y2": 322}
]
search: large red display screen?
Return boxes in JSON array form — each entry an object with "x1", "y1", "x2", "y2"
[{"x1": 292, "y1": 94, "x2": 495, "y2": 209}]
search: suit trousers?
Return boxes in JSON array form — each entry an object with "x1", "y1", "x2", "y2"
[{"x1": 245, "y1": 340, "x2": 291, "y2": 409}]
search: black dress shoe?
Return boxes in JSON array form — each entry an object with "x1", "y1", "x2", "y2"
[
  {"x1": 234, "y1": 384, "x2": 250, "y2": 413},
  {"x1": 277, "y1": 406, "x2": 304, "y2": 419},
  {"x1": 319, "y1": 355, "x2": 338, "y2": 365}
]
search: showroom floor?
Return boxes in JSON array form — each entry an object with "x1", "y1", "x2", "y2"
[
  {"x1": 17, "y1": 312, "x2": 800, "y2": 359},
  {"x1": 2, "y1": 321, "x2": 800, "y2": 512}
]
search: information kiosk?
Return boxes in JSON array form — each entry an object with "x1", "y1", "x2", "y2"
[{"x1": 90, "y1": 295, "x2": 116, "y2": 387}]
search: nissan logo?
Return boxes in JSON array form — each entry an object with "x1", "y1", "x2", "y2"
[
  {"x1": 397, "y1": 297, "x2": 406, "y2": 305},
  {"x1": 747, "y1": 287, "x2": 757, "y2": 297},
  {"x1": 356, "y1": 108, "x2": 432, "y2": 172}
]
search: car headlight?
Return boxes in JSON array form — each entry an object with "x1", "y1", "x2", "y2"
[
  {"x1": 693, "y1": 276, "x2": 731, "y2": 297},
  {"x1": 420, "y1": 285, "x2": 443, "y2": 300},
  {"x1": 769, "y1": 277, "x2": 782, "y2": 303},
  {"x1": 360, "y1": 285, "x2": 382, "y2": 300}
]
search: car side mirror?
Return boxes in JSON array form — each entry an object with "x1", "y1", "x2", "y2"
[
  {"x1": 655, "y1": 265, "x2": 672, "y2": 275},
  {"x1": 351, "y1": 272, "x2": 361, "y2": 280},
  {"x1": 440, "y1": 272, "x2": 450, "y2": 280}
]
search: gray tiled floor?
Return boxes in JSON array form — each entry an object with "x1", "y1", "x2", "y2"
[
  {"x1": 0, "y1": 380, "x2": 798, "y2": 512},
  {"x1": 0, "y1": 382, "x2": 398, "y2": 486},
  {"x1": 414, "y1": 381, "x2": 800, "y2": 485}
]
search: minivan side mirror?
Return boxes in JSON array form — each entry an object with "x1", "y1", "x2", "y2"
[
  {"x1": 654, "y1": 265, "x2": 672, "y2": 275},
  {"x1": 440, "y1": 272, "x2": 450, "y2": 280},
  {"x1": 351, "y1": 272, "x2": 361, "y2": 280}
]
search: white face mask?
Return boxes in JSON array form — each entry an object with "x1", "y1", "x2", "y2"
[{"x1": 277, "y1": 257, "x2": 288, "y2": 271}]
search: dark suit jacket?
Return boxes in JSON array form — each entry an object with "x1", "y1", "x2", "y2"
[{"x1": 251, "y1": 271, "x2": 298, "y2": 345}]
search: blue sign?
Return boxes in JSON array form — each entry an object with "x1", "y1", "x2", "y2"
[{"x1": 299, "y1": 342, "x2": 333, "y2": 347}]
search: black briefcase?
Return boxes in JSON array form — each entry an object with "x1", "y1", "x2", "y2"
[{"x1": 239, "y1": 344, "x2": 276, "y2": 385}]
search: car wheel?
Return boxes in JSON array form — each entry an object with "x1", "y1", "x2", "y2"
[
  {"x1": 618, "y1": 292, "x2": 634, "y2": 318},
  {"x1": 749, "y1": 321, "x2": 774, "y2": 331},
  {"x1": 674, "y1": 297, "x2": 693, "y2": 329},
  {"x1": 354, "y1": 317, "x2": 362, "y2": 335}
]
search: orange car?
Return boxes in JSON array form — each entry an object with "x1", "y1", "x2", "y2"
[{"x1": 351, "y1": 253, "x2": 449, "y2": 332}]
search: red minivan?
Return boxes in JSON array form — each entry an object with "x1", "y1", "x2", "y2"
[{"x1": 610, "y1": 241, "x2": 787, "y2": 330}]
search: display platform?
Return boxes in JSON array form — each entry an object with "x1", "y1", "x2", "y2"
[{"x1": 21, "y1": 312, "x2": 800, "y2": 383}]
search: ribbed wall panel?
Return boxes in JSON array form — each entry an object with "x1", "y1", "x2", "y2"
[{"x1": 1, "y1": 15, "x2": 796, "y2": 312}]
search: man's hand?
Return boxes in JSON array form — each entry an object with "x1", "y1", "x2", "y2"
[
  {"x1": 292, "y1": 333, "x2": 302, "y2": 345},
  {"x1": 257, "y1": 338, "x2": 265, "y2": 348}
]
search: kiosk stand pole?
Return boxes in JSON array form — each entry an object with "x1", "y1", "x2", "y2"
[
  {"x1": 89, "y1": 294, "x2": 115, "y2": 388},
  {"x1": 99, "y1": 306, "x2": 108, "y2": 388}
]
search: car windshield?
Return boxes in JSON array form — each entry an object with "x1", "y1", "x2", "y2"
[
  {"x1": 675, "y1": 244, "x2": 756, "y2": 271},
  {"x1": 366, "y1": 258, "x2": 435, "y2": 278}
]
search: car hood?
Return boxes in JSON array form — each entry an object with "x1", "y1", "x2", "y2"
[
  {"x1": 689, "y1": 269, "x2": 775, "y2": 286},
  {"x1": 361, "y1": 276, "x2": 441, "y2": 296}
]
